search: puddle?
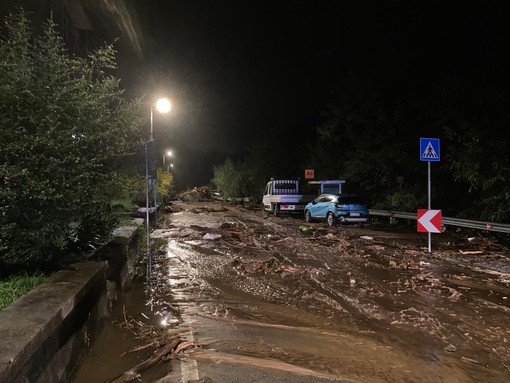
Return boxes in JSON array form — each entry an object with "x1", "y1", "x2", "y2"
[{"x1": 71, "y1": 279, "x2": 173, "y2": 383}]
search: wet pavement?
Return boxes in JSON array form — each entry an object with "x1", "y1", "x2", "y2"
[{"x1": 72, "y1": 201, "x2": 510, "y2": 382}]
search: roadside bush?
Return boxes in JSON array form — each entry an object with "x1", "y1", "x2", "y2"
[
  {"x1": 0, "y1": 11, "x2": 143, "y2": 268},
  {"x1": 383, "y1": 188, "x2": 426, "y2": 211},
  {"x1": 0, "y1": 272, "x2": 47, "y2": 310},
  {"x1": 156, "y1": 168, "x2": 174, "y2": 204},
  {"x1": 113, "y1": 173, "x2": 146, "y2": 207},
  {"x1": 212, "y1": 158, "x2": 255, "y2": 199}
]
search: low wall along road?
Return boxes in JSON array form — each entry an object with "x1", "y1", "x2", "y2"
[{"x1": 0, "y1": 219, "x2": 144, "y2": 383}]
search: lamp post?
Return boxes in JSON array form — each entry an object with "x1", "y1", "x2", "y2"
[
  {"x1": 163, "y1": 150, "x2": 173, "y2": 172},
  {"x1": 145, "y1": 97, "x2": 171, "y2": 247}
]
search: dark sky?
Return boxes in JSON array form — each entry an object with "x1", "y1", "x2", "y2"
[
  {"x1": 103, "y1": 0, "x2": 509, "y2": 188},
  {"x1": 107, "y1": 1, "x2": 345, "y2": 187}
]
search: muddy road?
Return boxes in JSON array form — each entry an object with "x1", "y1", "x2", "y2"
[{"x1": 73, "y1": 200, "x2": 510, "y2": 383}]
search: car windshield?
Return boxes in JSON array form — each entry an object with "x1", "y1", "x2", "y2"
[{"x1": 336, "y1": 195, "x2": 364, "y2": 205}]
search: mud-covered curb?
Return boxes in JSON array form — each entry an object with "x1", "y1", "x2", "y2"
[{"x1": 0, "y1": 219, "x2": 144, "y2": 383}]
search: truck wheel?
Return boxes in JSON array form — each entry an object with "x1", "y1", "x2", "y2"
[
  {"x1": 273, "y1": 204, "x2": 278, "y2": 217},
  {"x1": 327, "y1": 212, "x2": 336, "y2": 227},
  {"x1": 305, "y1": 210, "x2": 312, "y2": 223}
]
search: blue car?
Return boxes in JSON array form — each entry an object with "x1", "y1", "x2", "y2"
[{"x1": 304, "y1": 193, "x2": 369, "y2": 226}]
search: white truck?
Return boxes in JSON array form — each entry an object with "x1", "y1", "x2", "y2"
[{"x1": 262, "y1": 179, "x2": 315, "y2": 216}]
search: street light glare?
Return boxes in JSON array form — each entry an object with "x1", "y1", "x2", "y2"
[
  {"x1": 167, "y1": 150, "x2": 173, "y2": 156},
  {"x1": 156, "y1": 98, "x2": 171, "y2": 113}
]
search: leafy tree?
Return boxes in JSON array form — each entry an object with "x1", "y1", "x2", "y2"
[
  {"x1": 308, "y1": 74, "x2": 421, "y2": 208},
  {"x1": 156, "y1": 168, "x2": 174, "y2": 203},
  {"x1": 0, "y1": 11, "x2": 143, "y2": 268},
  {"x1": 442, "y1": 105, "x2": 510, "y2": 221},
  {"x1": 212, "y1": 157, "x2": 254, "y2": 199}
]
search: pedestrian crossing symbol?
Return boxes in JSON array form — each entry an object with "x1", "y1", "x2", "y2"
[
  {"x1": 422, "y1": 142, "x2": 438, "y2": 159},
  {"x1": 420, "y1": 138, "x2": 440, "y2": 162}
]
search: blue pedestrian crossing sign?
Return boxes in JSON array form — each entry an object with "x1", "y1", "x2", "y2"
[{"x1": 420, "y1": 138, "x2": 440, "y2": 162}]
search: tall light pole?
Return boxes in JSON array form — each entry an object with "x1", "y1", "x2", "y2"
[
  {"x1": 163, "y1": 150, "x2": 173, "y2": 172},
  {"x1": 145, "y1": 97, "x2": 171, "y2": 247}
]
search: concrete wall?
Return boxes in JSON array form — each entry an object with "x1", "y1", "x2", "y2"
[{"x1": 0, "y1": 220, "x2": 144, "y2": 383}]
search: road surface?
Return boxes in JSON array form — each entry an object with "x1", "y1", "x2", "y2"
[{"x1": 73, "y1": 200, "x2": 510, "y2": 383}]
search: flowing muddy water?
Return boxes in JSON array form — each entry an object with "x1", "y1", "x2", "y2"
[{"x1": 72, "y1": 201, "x2": 510, "y2": 382}]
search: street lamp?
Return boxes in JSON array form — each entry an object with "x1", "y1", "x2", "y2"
[
  {"x1": 163, "y1": 150, "x2": 173, "y2": 172},
  {"x1": 145, "y1": 97, "x2": 171, "y2": 247}
]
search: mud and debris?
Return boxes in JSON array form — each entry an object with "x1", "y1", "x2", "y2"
[
  {"x1": 176, "y1": 186, "x2": 213, "y2": 202},
  {"x1": 102, "y1": 305, "x2": 200, "y2": 383},
  {"x1": 74, "y1": 200, "x2": 510, "y2": 383}
]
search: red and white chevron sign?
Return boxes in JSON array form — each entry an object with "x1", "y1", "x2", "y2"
[{"x1": 417, "y1": 209, "x2": 442, "y2": 233}]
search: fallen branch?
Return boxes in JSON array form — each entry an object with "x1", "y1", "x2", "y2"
[
  {"x1": 174, "y1": 340, "x2": 198, "y2": 354},
  {"x1": 120, "y1": 338, "x2": 164, "y2": 357},
  {"x1": 106, "y1": 337, "x2": 181, "y2": 383},
  {"x1": 459, "y1": 250, "x2": 483, "y2": 255}
]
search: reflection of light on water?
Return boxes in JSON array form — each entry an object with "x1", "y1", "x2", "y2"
[
  {"x1": 158, "y1": 310, "x2": 180, "y2": 328},
  {"x1": 167, "y1": 278, "x2": 180, "y2": 287},
  {"x1": 166, "y1": 240, "x2": 179, "y2": 258}
]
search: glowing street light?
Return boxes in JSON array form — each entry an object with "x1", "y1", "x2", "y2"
[
  {"x1": 145, "y1": 97, "x2": 172, "y2": 247},
  {"x1": 156, "y1": 98, "x2": 171, "y2": 114},
  {"x1": 149, "y1": 98, "x2": 171, "y2": 140},
  {"x1": 163, "y1": 150, "x2": 173, "y2": 171}
]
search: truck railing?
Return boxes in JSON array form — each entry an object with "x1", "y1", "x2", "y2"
[{"x1": 369, "y1": 209, "x2": 510, "y2": 234}]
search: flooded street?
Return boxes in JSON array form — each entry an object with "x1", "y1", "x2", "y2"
[{"x1": 73, "y1": 201, "x2": 510, "y2": 383}]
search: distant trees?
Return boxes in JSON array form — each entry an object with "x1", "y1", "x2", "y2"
[
  {"x1": 212, "y1": 68, "x2": 510, "y2": 223},
  {"x1": 440, "y1": 82, "x2": 510, "y2": 222},
  {"x1": 0, "y1": 11, "x2": 143, "y2": 269},
  {"x1": 306, "y1": 74, "x2": 427, "y2": 210},
  {"x1": 212, "y1": 158, "x2": 254, "y2": 199},
  {"x1": 307, "y1": 71, "x2": 510, "y2": 222}
]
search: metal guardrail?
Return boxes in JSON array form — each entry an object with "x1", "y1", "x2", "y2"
[{"x1": 369, "y1": 209, "x2": 510, "y2": 234}]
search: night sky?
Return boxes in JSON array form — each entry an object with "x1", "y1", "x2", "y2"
[{"x1": 100, "y1": 1, "x2": 509, "y2": 188}]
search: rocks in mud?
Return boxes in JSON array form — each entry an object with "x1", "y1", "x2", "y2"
[
  {"x1": 444, "y1": 344, "x2": 457, "y2": 352},
  {"x1": 219, "y1": 222, "x2": 235, "y2": 230},
  {"x1": 203, "y1": 233, "x2": 222, "y2": 240}
]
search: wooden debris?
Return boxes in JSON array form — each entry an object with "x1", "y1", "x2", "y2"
[
  {"x1": 177, "y1": 186, "x2": 213, "y2": 202},
  {"x1": 120, "y1": 338, "x2": 164, "y2": 357},
  {"x1": 106, "y1": 337, "x2": 181, "y2": 383},
  {"x1": 459, "y1": 250, "x2": 484, "y2": 255},
  {"x1": 174, "y1": 340, "x2": 198, "y2": 354}
]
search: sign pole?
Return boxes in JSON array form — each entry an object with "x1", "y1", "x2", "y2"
[
  {"x1": 419, "y1": 137, "x2": 441, "y2": 253},
  {"x1": 428, "y1": 161, "x2": 431, "y2": 253}
]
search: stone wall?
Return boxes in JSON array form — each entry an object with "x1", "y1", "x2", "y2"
[{"x1": 0, "y1": 220, "x2": 143, "y2": 383}]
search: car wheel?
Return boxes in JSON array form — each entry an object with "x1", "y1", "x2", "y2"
[
  {"x1": 327, "y1": 212, "x2": 336, "y2": 227},
  {"x1": 305, "y1": 210, "x2": 312, "y2": 222}
]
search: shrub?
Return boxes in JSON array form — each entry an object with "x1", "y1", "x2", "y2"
[{"x1": 0, "y1": 11, "x2": 143, "y2": 267}]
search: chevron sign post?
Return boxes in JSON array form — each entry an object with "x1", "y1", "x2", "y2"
[
  {"x1": 419, "y1": 137, "x2": 441, "y2": 252},
  {"x1": 417, "y1": 209, "x2": 442, "y2": 233}
]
